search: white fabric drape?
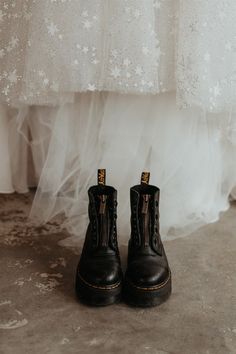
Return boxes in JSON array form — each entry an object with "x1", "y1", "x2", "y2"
[{"x1": 1, "y1": 1, "x2": 236, "y2": 243}]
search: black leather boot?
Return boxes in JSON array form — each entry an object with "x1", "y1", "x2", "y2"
[
  {"x1": 124, "y1": 172, "x2": 171, "y2": 307},
  {"x1": 75, "y1": 170, "x2": 123, "y2": 306}
]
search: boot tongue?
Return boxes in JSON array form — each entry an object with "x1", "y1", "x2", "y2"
[
  {"x1": 141, "y1": 194, "x2": 149, "y2": 214},
  {"x1": 99, "y1": 194, "x2": 107, "y2": 215},
  {"x1": 141, "y1": 194, "x2": 150, "y2": 247},
  {"x1": 96, "y1": 169, "x2": 109, "y2": 247},
  {"x1": 139, "y1": 171, "x2": 151, "y2": 247},
  {"x1": 98, "y1": 194, "x2": 109, "y2": 247}
]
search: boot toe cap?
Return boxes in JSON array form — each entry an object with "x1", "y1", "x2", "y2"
[
  {"x1": 126, "y1": 259, "x2": 169, "y2": 288},
  {"x1": 79, "y1": 258, "x2": 122, "y2": 287}
]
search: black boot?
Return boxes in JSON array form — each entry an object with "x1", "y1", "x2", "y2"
[
  {"x1": 124, "y1": 172, "x2": 171, "y2": 307},
  {"x1": 75, "y1": 170, "x2": 123, "y2": 306}
]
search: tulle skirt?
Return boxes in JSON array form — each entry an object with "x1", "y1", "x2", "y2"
[{"x1": 1, "y1": 91, "x2": 236, "y2": 244}]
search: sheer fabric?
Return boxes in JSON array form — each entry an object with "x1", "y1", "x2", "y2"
[{"x1": 1, "y1": 92, "x2": 235, "y2": 243}]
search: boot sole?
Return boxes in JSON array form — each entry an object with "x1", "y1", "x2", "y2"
[
  {"x1": 75, "y1": 271, "x2": 122, "y2": 307},
  {"x1": 123, "y1": 271, "x2": 171, "y2": 308}
]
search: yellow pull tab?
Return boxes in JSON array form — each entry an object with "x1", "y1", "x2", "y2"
[
  {"x1": 98, "y1": 169, "x2": 106, "y2": 186},
  {"x1": 141, "y1": 172, "x2": 150, "y2": 185}
]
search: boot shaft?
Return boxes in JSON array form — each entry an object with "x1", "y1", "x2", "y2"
[
  {"x1": 76, "y1": 170, "x2": 123, "y2": 307},
  {"x1": 88, "y1": 184, "x2": 118, "y2": 251},
  {"x1": 129, "y1": 179, "x2": 162, "y2": 255}
]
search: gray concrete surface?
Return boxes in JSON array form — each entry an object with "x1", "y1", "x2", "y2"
[{"x1": 0, "y1": 193, "x2": 235, "y2": 354}]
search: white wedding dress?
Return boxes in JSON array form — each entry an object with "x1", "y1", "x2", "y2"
[{"x1": 1, "y1": 0, "x2": 236, "y2": 242}]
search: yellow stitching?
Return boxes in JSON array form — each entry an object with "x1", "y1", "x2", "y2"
[
  {"x1": 127, "y1": 271, "x2": 171, "y2": 291},
  {"x1": 77, "y1": 271, "x2": 121, "y2": 290}
]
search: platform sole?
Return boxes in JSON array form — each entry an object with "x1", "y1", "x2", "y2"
[
  {"x1": 123, "y1": 272, "x2": 172, "y2": 308},
  {"x1": 75, "y1": 272, "x2": 122, "y2": 307}
]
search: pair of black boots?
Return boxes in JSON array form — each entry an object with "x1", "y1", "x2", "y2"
[{"x1": 75, "y1": 170, "x2": 171, "y2": 307}]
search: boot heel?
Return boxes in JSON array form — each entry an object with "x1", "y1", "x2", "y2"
[
  {"x1": 123, "y1": 273, "x2": 171, "y2": 308},
  {"x1": 76, "y1": 271, "x2": 122, "y2": 306}
]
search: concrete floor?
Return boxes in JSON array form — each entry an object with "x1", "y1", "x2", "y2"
[{"x1": 0, "y1": 193, "x2": 235, "y2": 354}]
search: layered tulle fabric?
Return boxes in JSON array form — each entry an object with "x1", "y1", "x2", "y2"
[
  {"x1": 0, "y1": 105, "x2": 14, "y2": 193},
  {"x1": 0, "y1": 104, "x2": 53, "y2": 193},
  {"x1": 1, "y1": 92, "x2": 235, "y2": 243}
]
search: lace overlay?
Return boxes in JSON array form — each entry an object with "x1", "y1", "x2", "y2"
[
  {"x1": 177, "y1": 1, "x2": 236, "y2": 112},
  {"x1": 1, "y1": 0, "x2": 235, "y2": 111}
]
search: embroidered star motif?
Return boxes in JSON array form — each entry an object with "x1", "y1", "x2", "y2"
[
  {"x1": 83, "y1": 20, "x2": 92, "y2": 29},
  {"x1": 8, "y1": 70, "x2": 18, "y2": 83},
  {"x1": 123, "y1": 58, "x2": 131, "y2": 67},
  {"x1": 47, "y1": 23, "x2": 59, "y2": 36},
  {"x1": 111, "y1": 67, "x2": 121, "y2": 78},
  {"x1": 82, "y1": 46, "x2": 89, "y2": 54},
  {"x1": 142, "y1": 47, "x2": 149, "y2": 55},
  {"x1": 135, "y1": 66, "x2": 143, "y2": 76},
  {"x1": 88, "y1": 84, "x2": 96, "y2": 91}
]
